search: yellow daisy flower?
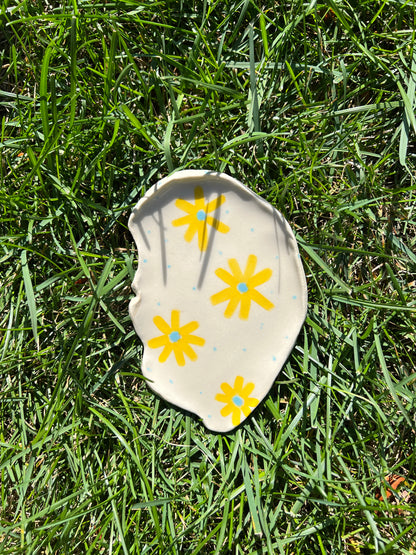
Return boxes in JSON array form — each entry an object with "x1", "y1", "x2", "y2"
[
  {"x1": 211, "y1": 254, "x2": 274, "y2": 320},
  {"x1": 215, "y1": 376, "x2": 259, "y2": 426},
  {"x1": 172, "y1": 186, "x2": 230, "y2": 251},
  {"x1": 148, "y1": 310, "x2": 205, "y2": 366}
]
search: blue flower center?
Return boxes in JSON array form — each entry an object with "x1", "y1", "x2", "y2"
[
  {"x1": 232, "y1": 395, "x2": 244, "y2": 407},
  {"x1": 196, "y1": 209, "x2": 207, "y2": 221},
  {"x1": 237, "y1": 282, "x2": 249, "y2": 293},
  {"x1": 169, "y1": 331, "x2": 181, "y2": 343}
]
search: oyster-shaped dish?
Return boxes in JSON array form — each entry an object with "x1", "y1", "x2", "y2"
[{"x1": 129, "y1": 170, "x2": 307, "y2": 432}]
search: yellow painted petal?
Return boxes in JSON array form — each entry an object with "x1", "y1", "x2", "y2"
[
  {"x1": 194, "y1": 186, "x2": 205, "y2": 209},
  {"x1": 220, "y1": 403, "x2": 234, "y2": 418},
  {"x1": 170, "y1": 310, "x2": 180, "y2": 330},
  {"x1": 172, "y1": 343, "x2": 186, "y2": 366},
  {"x1": 175, "y1": 198, "x2": 196, "y2": 214},
  {"x1": 184, "y1": 221, "x2": 199, "y2": 243},
  {"x1": 227, "y1": 258, "x2": 244, "y2": 282},
  {"x1": 239, "y1": 296, "x2": 251, "y2": 320},
  {"x1": 181, "y1": 342, "x2": 198, "y2": 361},
  {"x1": 197, "y1": 222, "x2": 209, "y2": 251},
  {"x1": 215, "y1": 393, "x2": 230, "y2": 403},
  {"x1": 248, "y1": 268, "x2": 273, "y2": 288},
  {"x1": 243, "y1": 254, "x2": 258, "y2": 280},
  {"x1": 211, "y1": 286, "x2": 234, "y2": 306},
  {"x1": 233, "y1": 376, "x2": 244, "y2": 393},
  {"x1": 172, "y1": 214, "x2": 193, "y2": 227},
  {"x1": 220, "y1": 382, "x2": 234, "y2": 396},
  {"x1": 186, "y1": 334, "x2": 205, "y2": 346},
  {"x1": 242, "y1": 397, "x2": 259, "y2": 417},
  {"x1": 242, "y1": 404, "x2": 254, "y2": 417},
  {"x1": 148, "y1": 335, "x2": 169, "y2": 349},
  {"x1": 179, "y1": 321, "x2": 199, "y2": 335},
  {"x1": 153, "y1": 316, "x2": 171, "y2": 334},
  {"x1": 242, "y1": 381, "x2": 255, "y2": 397},
  {"x1": 205, "y1": 194, "x2": 226, "y2": 214},
  {"x1": 215, "y1": 268, "x2": 239, "y2": 287},
  {"x1": 248, "y1": 289, "x2": 274, "y2": 311},
  {"x1": 159, "y1": 344, "x2": 173, "y2": 363},
  {"x1": 206, "y1": 215, "x2": 230, "y2": 234},
  {"x1": 224, "y1": 296, "x2": 240, "y2": 318},
  {"x1": 231, "y1": 407, "x2": 241, "y2": 426},
  {"x1": 246, "y1": 396, "x2": 259, "y2": 408}
]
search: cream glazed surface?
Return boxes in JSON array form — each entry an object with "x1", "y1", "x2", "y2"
[{"x1": 129, "y1": 170, "x2": 307, "y2": 432}]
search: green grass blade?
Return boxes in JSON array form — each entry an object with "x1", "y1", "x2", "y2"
[
  {"x1": 241, "y1": 455, "x2": 262, "y2": 537},
  {"x1": 374, "y1": 326, "x2": 413, "y2": 428},
  {"x1": 69, "y1": 15, "x2": 78, "y2": 128},
  {"x1": 20, "y1": 250, "x2": 39, "y2": 350},
  {"x1": 121, "y1": 104, "x2": 162, "y2": 149},
  {"x1": 399, "y1": 50, "x2": 416, "y2": 166}
]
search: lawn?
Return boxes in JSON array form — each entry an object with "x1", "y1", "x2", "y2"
[{"x1": 1, "y1": 0, "x2": 415, "y2": 553}]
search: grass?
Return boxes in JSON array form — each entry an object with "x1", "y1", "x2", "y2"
[{"x1": 1, "y1": 0, "x2": 415, "y2": 553}]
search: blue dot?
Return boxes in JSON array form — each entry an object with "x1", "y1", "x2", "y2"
[
  {"x1": 242, "y1": 348, "x2": 247, "y2": 352},
  {"x1": 232, "y1": 395, "x2": 244, "y2": 407},
  {"x1": 237, "y1": 282, "x2": 248, "y2": 293},
  {"x1": 213, "y1": 347, "x2": 217, "y2": 351},
  {"x1": 147, "y1": 230, "x2": 151, "y2": 234},
  {"x1": 226, "y1": 210, "x2": 230, "y2": 214},
  {"x1": 200, "y1": 391, "x2": 203, "y2": 395},
  {"x1": 292, "y1": 295, "x2": 297, "y2": 300},
  {"x1": 192, "y1": 286, "x2": 196, "y2": 291},
  {"x1": 169, "y1": 379, "x2": 173, "y2": 384},
  {"x1": 273, "y1": 356, "x2": 276, "y2": 361},
  {"x1": 208, "y1": 414, "x2": 212, "y2": 418},
  {"x1": 169, "y1": 331, "x2": 181, "y2": 342},
  {"x1": 197, "y1": 210, "x2": 206, "y2": 221},
  {"x1": 143, "y1": 259, "x2": 148, "y2": 263},
  {"x1": 218, "y1": 251, "x2": 223, "y2": 255},
  {"x1": 167, "y1": 264, "x2": 171, "y2": 269}
]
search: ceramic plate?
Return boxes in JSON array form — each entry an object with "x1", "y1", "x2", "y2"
[{"x1": 129, "y1": 170, "x2": 307, "y2": 432}]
